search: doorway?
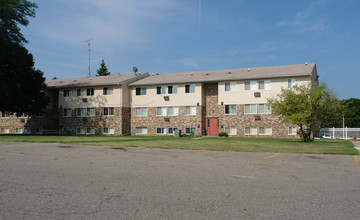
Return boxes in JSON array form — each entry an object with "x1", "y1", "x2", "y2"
[{"x1": 207, "y1": 117, "x2": 219, "y2": 136}]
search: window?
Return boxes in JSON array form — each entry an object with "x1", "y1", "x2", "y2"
[
  {"x1": 245, "y1": 81, "x2": 256, "y2": 90},
  {"x1": 288, "y1": 78, "x2": 296, "y2": 88},
  {"x1": 185, "y1": 84, "x2": 195, "y2": 93},
  {"x1": 63, "y1": 108, "x2": 72, "y2": 117},
  {"x1": 135, "y1": 127, "x2": 148, "y2": 135},
  {"x1": 0, "y1": 128, "x2": 9, "y2": 134},
  {"x1": 86, "y1": 108, "x2": 95, "y2": 117},
  {"x1": 156, "y1": 86, "x2": 167, "y2": 95},
  {"x1": 16, "y1": 113, "x2": 29, "y2": 118},
  {"x1": 244, "y1": 104, "x2": 257, "y2": 114},
  {"x1": 156, "y1": 107, "x2": 167, "y2": 116},
  {"x1": 258, "y1": 104, "x2": 271, "y2": 114},
  {"x1": 168, "y1": 85, "x2": 177, "y2": 94},
  {"x1": 103, "y1": 127, "x2": 115, "y2": 135},
  {"x1": 24, "y1": 127, "x2": 31, "y2": 134},
  {"x1": 185, "y1": 106, "x2": 196, "y2": 115},
  {"x1": 167, "y1": 107, "x2": 179, "y2": 116},
  {"x1": 62, "y1": 128, "x2": 71, "y2": 135},
  {"x1": 135, "y1": 107, "x2": 147, "y2": 116},
  {"x1": 76, "y1": 108, "x2": 86, "y2": 117},
  {"x1": 103, "y1": 87, "x2": 113, "y2": 95},
  {"x1": 35, "y1": 113, "x2": 44, "y2": 118},
  {"x1": 15, "y1": 127, "x2": 24, "y2": 134},
  {"x1": 103, "y1": 107, "x2": 114, "y2": 116},
  {"x1": 225, "y1": 105, "x2": 236, "y2": 115},
  {"x1": 135, "y1": 87, "x2": 146, "y2": 96},
  {"x1": 224, "y1": 127, "x2": 237, "y2": 135},
  {"x1": 35, "y1": 128, "x2": 43, "y2": 134},
  {"x1": 63, "y1": 89, "x2": 71, "y2": 97},
  {"x1": 225, "y1": 82, "x2": 236, "y2": 91},
  {"x1": 259, "y1": 127, "x2": 272, "y2": 135},
  {"x1": 258, "y1": 80, "x2": 271, "y2": 90},
  {"x1": 288, "y1": 127, "x2": 297, "y2": 135},
  {"x1": 86, "y1": 127, "x2": 95, "y2": 135},
  {"x1": 1, "y1": 111, "x2": 9, "y2": 118},
  {"x1": 77, "y1": 88, "x2": 86, "y2": 96},
  {"x1": 86, "y1": 88, "x2": 94, "y2": 96},
  {"x1": 244, "y1": 127, "x2": 257, "y2": 135},
  {"x1": 76, "y1": 127, "x2": 86, "y2": 135},
  {"x1": 156, "y1": 127, "x2": 166, "y2": 135},
  {"x1": 168, "y1": 127, "x2": 178, "y2": 134},
  {"x1": 185, "y1": 127, "x2": 196, "y2": 134}
]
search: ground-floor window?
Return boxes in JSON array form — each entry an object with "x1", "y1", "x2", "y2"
[
  {"x1": 288, "y1": 127, "x2": 297, "y2": 135},
  {"x1": 86, "y1": 127, "x2": 96, "y2": 135},
  {"x1": 244, "y1": 127, "x2": 257, "y2": 135},
  {"x1": 76, "y1": 127, "x2": 86, "y2": 135},
  {"x1": 62, "y1": 127, "x2": 71, "y2": 135},
  {"x1": 168, "y1": 127, "x2": 178, "y2": 134},
  {"x1": 185, "y1": 127, "x2": 196, "y2": 134},
  {"x1": 15, "y1": 127, "x2": 31, "y2": 134},
  {"x1": 156, "y1": 127, "x2": 166, "y2": 135},
  {"x1": 224, "y1": 127, "x2": 237, "y2": 135},
  {"x1": 0, "y1": 128, "x2": 9, "y2": 134},
  {"x1": 258, "y1": 127, "x2": 272, "y2": 135},
  {"x1": 103, "y1": 127, "x2": 115, "y2": 135},
  {"x1": 135, "y1": 127, "x2": 148, "y2": 135},
  {"x1": 35, "y1": 128, "x2": 43, "y2": 134}
]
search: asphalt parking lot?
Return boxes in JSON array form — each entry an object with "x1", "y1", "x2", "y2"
[{"x1": 0, "y1": 142, "x2": 359, "y2": 220}]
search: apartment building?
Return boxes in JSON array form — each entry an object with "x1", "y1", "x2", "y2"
[{"x1": 129, "y1": 63, "x2": 318, "y2": 138}]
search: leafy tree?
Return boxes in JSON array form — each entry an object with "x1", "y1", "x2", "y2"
[
  {"x1": 327, "y1": 98, "x2": 360, "y2": 128},
  {"x1": 96, "y1": 59, "x2": 111, "y2": 76},
  {"x1": 268, "y1": 83, "x2": 342, "y2": 142},
  {"x1": 0, "y1": 0, "x2": 49, "y2": 115}
]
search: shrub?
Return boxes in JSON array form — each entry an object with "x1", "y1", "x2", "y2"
[{"x1": 218, "y1": 132, "x2": 228, "y2": 137}]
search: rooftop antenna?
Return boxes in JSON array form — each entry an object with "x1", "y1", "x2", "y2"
[{"x1": 85, "y1": 39, "x2": 93, "y2": 77}]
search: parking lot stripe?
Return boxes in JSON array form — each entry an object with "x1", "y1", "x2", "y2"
[
  {"x1": 253, "y1": 152, "x2": 280, "y2": 164},
  {"x1": 355, "y1": 155, "x2": 360, "y2": 171}
]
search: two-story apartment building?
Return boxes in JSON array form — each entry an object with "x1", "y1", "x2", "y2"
[{"x1": 129, "y1": 63, "x2": 318, "y2": 138}]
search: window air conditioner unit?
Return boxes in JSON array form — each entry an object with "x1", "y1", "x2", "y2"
[
  {"x1": 164, "y1": 96, "x2": 170, "y2": 101},
  {"x1": 20, "y1": 119, "x2": 25, "y2": 123},
  {"x1": 164, "y1": 117, "x2": 170, "y2": 122},
  {"x1": 254, "y1": 115, "x2": 261, "y2": 121},
  {"x1": 254, "y1": 92, "x2": 261, "y2": 98},
  {"x1": 82, "y1": 98, "x2": 88, "y2": 102}
]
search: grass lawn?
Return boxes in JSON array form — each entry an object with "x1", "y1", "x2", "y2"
[{"x1": 0, "y1": 135, "x2": 358, "y2": 155}]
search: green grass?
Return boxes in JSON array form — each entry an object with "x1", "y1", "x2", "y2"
[{"x1": 0, "y1": 135, "x2": 358, "y2": 155}]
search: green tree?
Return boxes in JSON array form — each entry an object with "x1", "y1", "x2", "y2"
[
  {"x1": 0, "y1": 0, "x2": 49, "y2": 115},
  {"x1": 327, "y1": 98, "x2": 360, "y2": 128},
  {"x1": 268, "y1": 83, "x2": 342, "y2": 142},
  {"x1": 96, "y1": 59, "x2": 111, "y2": 76}
]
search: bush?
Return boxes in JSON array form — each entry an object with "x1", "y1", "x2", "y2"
[{"x1": 218, "y1": 132, "x2": 228, "y2": 137}]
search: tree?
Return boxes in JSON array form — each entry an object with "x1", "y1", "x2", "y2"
[
  {"x1": 0, "y1": 0, "x2": 49, "y2": 115},
  {"x1": 327, "y1": 98, "x2": 360, "y2": 128},
  {"x1": 96, "y1": 59, "x2": 111, "y2": 76},
  {"x1": 267, "y1": 83, "x2": 343, "y2": 142}
]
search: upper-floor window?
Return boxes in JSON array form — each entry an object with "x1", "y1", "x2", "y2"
[
  {"x1": 63, "y1": 108, "x2": 72, "y2": 117},
  {"x1": 168, "y1": 85, "x2": 178, "y2": 94},
  {"x1": 258, "y1": 80, "x2": 271, "y2": 90},
  {"x1": 1, "y1": 111, "x2": 9, "y2": 118},
  {"x1": 76, "y1": 108, "x2": 95, "y2": 117},
  {"x1": 76, "y1": 108, "x2": 86, "y2": 117},
  {"x1": 103, "y1": 107, "x2": 114, "y2": 116},
  {"x1": 86, "y1": 108, "x2": 96, "y2": 117},
  {"x1": 63, "y1": 89, "x2": 71, "y2": 97},
  {"x1": 185, "y1": 106, "x2": 196, "y2": 115},
  {"x1": 156, "y1": 107, "x2": 167, "y2": 116},
  {"x1": 35, "y1": 113, "x2": 44, "y2": 118},
  {"x1": 86, "y1": 88, "x2": 94, "y2": 96},
  {"x1": 167, "y1": 106, "x2": 179, "y2": 116},
  {"x1": 225, "y1": 82, "x2": 236, "y2": 91},
  {"x1": 224, "y1": 104, "x2": 236, "y2": 115},
  {"x1": 258, "y1": 104, "x2": 271, "y2": 114},
  {"x1": 157, "y1": 86, "x2": 167, "y2": 95},
  {"x1": 244, "y1": 104, "x2": 257, "y2": 114},
  {"x1": 244, "y1": 81, "x2": 257, "y2": 90},
  {"x1": 185, "y1": 84, "x2": 195, "y2": 93},
  {"x1": 103, "y1": 87, "x2": 113, "y2": 95},
  {"x1": 288, "y1": 78, "x2": 296, "y2": 88},
  {"x1": 135, "y1": 107, "x2": 147, "y2": 116},
  {"x1": 77, "y1": 88, "x2": 86, "y2": 96},
  {"x1": 135, "y1": 87, "x2": 146, "y2": 96}
]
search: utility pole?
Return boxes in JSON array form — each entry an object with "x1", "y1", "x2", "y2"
[{"x1": 85, "y1": 39, "x2": 93, "y2": 77}]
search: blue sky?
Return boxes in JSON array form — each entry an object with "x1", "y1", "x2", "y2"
[{"x1": 23, "y1": 0, "x2": 360, "y2": 99}]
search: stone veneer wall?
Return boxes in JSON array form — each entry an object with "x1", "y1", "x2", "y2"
[
  {"x1": 131, "y1": 106, "x2": 203, "y2": 136},
  {"x1": 59, "y1": 107, "x2": 125, "y2": 136}
]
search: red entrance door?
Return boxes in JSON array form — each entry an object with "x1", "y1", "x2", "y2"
[{"x1": 207, "y1": 117, "x2": 219, "y2": 136}]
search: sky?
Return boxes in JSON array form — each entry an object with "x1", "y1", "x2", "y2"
[{"x1": 22, "y1": 0, "x2": 360, "y2": 100}]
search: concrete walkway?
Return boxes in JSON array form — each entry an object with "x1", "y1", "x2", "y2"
[{"x1": 353, "y1": 141, "x2": 360, "y2": 153}]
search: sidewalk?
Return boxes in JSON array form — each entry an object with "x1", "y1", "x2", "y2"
[{"x1": 353, "y1": 141, "x2": 360, "y2": 153}]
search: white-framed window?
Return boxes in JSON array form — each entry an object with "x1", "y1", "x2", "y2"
[
  {"x1": 258, "y1": 80, "x2": 271, "y2": 90},
  {"x1": 244, "y1": 81, "x2": 257, "y2": 90},
  {"x1": 35, "y1": 113, "x2": 44, "y2": 118},
  {"x1": 16, "y1": 113, "x2": 29, "y2": 118},
  {"x1": 1, "y1": 111, "x2": 9, "y2": 118},
  {"x1": 86, "y1": 108, "x2": 96, "y2": 117},
  {"x1": 167, "y1": 107, "x2": 179, "y2": 116},
  {"x1": 224, "y1": 104, "x2": 236, "y2": 115},
  {"x1": 185, "y1": 84, "x2": 195, "y2": 93},
  {"x1": 76, "y1": 127, "x2": 86, "y2": 135},
  {"x1": 244, "y1": 127, "x2": 257, "y2": 135},
  {"x1": 185, "y1": 106, "x2": 196, "y2": 116},
  {"x1": 244, "y1": 104, "x2": 257, "y2": 114},
  {"x1": 35, "y1": 128, "x2": 44, "y2": 134},
  {"x1": 103, "y1": 107, "x2": 114, "y2": 116},
  {"x1": 157, "y1": 86, "x2": 167, "y2": 95},
  {"x1": 225, "y1": 82, "x2": 236, "y2": 91},
  {"x1": 168, "y1": 127, "x2": 178, "y2": 134},
  {"x1": 0, "y1": 128, "x2": 9, "y2": 134},
  {"x1": 288, "y1": 78, "x2": 296, "y2": 88},
  {"x1": 224, "y1": 127, "x2": 237, "y2": 135},
  {"x1": 156, "y1": 107, "x2": 167, "y2": 116},
  {"x1": 77, "y1": 88, "x2": 86, "y2": 96},
  {"x1": 258, "y1": 104, "x2": 271, "y2": 114},
  {"x1": 168, "y1": 85, "x2": 178, "y2": 94},
  {"x1": 103, "y1": 87, "x2": 114, "y2": 95},
  {"x1": 185, "y1": 127, "x2": 196, "y2": 134},
  {"x1": 86, "y1": 127, "x2": 96, "y2": 135},
  {"x1": 76, "y1": 108, "x2": 86, "y2": 117},
  {"x1": 86, "y1": 88, "x2": 94, "y2": 96},
  {"x1": 103, "y1": 127, "x2": 115, "y2": 135},
  {"x1": 63, "y1": 108, "x2": 72, "y2": 117},
  {"x1": 15, "y1": 127, "x2": 24, "y2": 134},
  {"x1": 288, "y1": 127, "x2": 297, "y2": 135},
  {"x1": 24, "y1": 127, "x2": 31, "y2": 134},
  {"x1": 63, "y1": 89, "x2": 71, "y2": 97},
  {"x1": 135, "y1": 127, "x2": 148, "y2": 135},
  {"x1": 156, "y1": 127, "x2": 166, "y2": 135},
  {"x1": 258, "y1": 127, "x2": 272, "y2": 135},
  {"x1": 135, "y1": 107, "x2": 147, "y2": 116},
  {"x1": 135, "y1": 87, "x2": 147, "y2": 96},
  {"x1": 62, "y1": 127, "x2": 71, "y2": 134}
]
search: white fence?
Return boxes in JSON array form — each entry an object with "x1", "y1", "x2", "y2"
[{"x1": 319, "y1": 128, "x2": 360, "y2": 139}]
